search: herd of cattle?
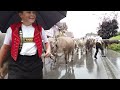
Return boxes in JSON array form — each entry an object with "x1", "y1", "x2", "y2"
[{"x1": 0, "y1": 33, "x2": 120, "y2": 79}]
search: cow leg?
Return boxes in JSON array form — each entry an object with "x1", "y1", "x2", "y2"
[
  {"x1": 83, "y1": 46, "x2": 85, "y2": 55},
  {"x1": 71, "y1": 50, "x2": 74, "y2": 61},
  {"x1": 54, "y1": 55, "x2": 57, "y2": 64},
  {"x1": 86, "y1": 48, "x2": 88, "y2": 55},
  {"x1": 81, "y1": 48, "x2": 83, "y2": 55},
  {"x1": 50, "y1": 55, "x2": 57, "y2": 69},
  {"x1": 65, "y1": 54, "x2": 67, "y2": 64},
  {"x1": 77, "y1": 48, "x2": 79, "y2": 55},
  {"x1": 68, "y1": 53, "x2": 69, "y2": 62}
]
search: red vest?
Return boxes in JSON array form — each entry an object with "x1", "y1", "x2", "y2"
[{"x1": 10, "y1": 22, "x2": 43, "y2": 61}]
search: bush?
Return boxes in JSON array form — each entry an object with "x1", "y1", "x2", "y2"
[
  {"x1": 117, "y1": 32, "x2": 120, "y2": 35},
  {"x1": 108, "y1": 44, "x2": 120, "y2": 52}
]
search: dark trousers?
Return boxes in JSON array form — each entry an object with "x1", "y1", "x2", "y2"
[
  {"x1": 8, "y1": 54, "x2": 43, "y2": 79},
  {"x1": 94, "y1": 42, "x2": 104, "y2": 58}
]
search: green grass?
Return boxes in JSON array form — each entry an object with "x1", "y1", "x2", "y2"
[
  {"x1": 110, "y1": 35, "x2": 120, "y2": 40},
  {"x1": 108, "y1": 44, "x2": 120, "y2": 52},
  {"x1": 109, "y1": 35, "x2": 120, "y2": 53}
]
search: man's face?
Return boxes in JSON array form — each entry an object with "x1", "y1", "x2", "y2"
[{"x1": 19, "y1": 11, "x2": 37, "y2": 25}]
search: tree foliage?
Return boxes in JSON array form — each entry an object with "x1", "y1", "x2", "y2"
[{"x1": 97, "y1": 18, "x2": 119, "y2": 39}]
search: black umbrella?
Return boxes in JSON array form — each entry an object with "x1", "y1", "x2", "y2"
[{"x1": 0, "y1": 11, "x2": 67, "y2": 33}]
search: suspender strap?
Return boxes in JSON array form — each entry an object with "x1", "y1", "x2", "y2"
[{"x1": 19, "y1": 27, "x2": 23, "y2": 50}]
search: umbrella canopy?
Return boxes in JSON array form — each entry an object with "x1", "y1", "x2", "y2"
[{"x1": 0, "y1": 11, "x2": 67, "y2": 33}]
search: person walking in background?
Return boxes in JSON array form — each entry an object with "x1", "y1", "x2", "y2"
[{"x1": 94, "y1": 36, "x2": 106, "y2": 59}]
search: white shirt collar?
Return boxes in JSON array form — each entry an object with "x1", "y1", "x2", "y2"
[{"x1": 22, "y1": 24, "x2": 33, "y2": 28}]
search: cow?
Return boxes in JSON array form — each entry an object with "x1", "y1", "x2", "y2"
[
  {"x1": 103, "y1": 39, "x2": 120, "y2": 49},
  {"x1": 85, "y1": 38, "x2": 95, "y2": 54},
  {"x1": 75, "y1": 38, "x2": 86, "y2": 55},
  {"x1": 49, "y1": 36, "x2": 75, "y2": 64}
]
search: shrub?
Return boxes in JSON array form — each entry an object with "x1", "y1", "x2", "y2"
[{"x1": 108, "y1": 43, "x2": 120, "y2": 52}]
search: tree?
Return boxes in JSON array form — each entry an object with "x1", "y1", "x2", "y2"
[{"x1": 97, "y1": 14, "x2": 119, "y2": 39}]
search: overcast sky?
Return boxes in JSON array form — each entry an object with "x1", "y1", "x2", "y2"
[{"x1": 60, "y1": 11, "x2": 120, "y2": 38}]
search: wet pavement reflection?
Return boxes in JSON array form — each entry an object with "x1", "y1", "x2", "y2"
[
  {"x1": 106, "y1": 49, "x2": 120, "y2": 71},
  {"x1": 43, "y1": 49, "x2": 109, "y2": 79}
]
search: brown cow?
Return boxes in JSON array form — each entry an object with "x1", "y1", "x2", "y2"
[
  {"x1": 85, "y1": 38, "x2": 95, "y2": 54},
  {"x1": 50, "y1": 36, "x2": 75, "y2": 64},
  {"x1": 75, "y1": 38, "x2": 86, "y2": 55}
]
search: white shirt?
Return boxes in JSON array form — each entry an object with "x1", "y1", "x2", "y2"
[
  {"x1": 95, "y1": 36, "x2": 103, "y2": 44},
  {"x1": 4, "y1": 24, "x2": 48, "y2": 56},
  {"x1": 45, "y1": 25, "x2": 59, "y2": 38},
  {"x1": 45, "y1": 27, "x2": 54, "y2": 37}
]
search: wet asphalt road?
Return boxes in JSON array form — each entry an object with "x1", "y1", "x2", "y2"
[
  {"x1": 43, "y1": 48, "x2": 120, "y2": 79},
  {"x1": 106, "y1": 49, "x2": 120, "y2": 70}
]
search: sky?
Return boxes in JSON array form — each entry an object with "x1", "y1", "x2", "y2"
[{"x1": 60, "y1": 11, "x2": 120, "y2": 38}]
